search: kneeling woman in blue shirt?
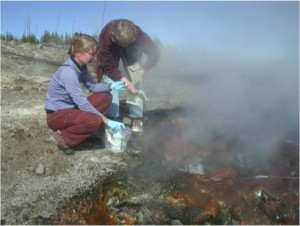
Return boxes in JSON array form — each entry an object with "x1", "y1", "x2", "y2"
[{"x1": 45, "y1": 33, "x2": 127, "y2": 155}]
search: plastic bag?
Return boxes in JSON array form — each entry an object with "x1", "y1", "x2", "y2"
[
  {"x1": 126, "y1": 90, "x2": 148, "y2": 107},
  {"x1": 136, "y1": 90, "x2": 148, "y2": 101},
  {"x1": 104, "y1": 126, "x2": 132, "y2": 153}
]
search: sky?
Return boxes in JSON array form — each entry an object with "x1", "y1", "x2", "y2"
[{"x1": 1, "y1": 1, "x2": 299, "y2": 59}]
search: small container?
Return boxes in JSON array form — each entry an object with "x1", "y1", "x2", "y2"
[{"x1": 105, "y1": 126, "x2": 132, "y2": 153}]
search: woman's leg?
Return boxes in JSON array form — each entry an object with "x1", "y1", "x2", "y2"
[
  {"x1": 47, "y1": 92, "x2": 112, "y2": 147},
  {"x1": 47, "y1": 109, "x2": 103, "y2": 147},
  {"x1": 87, "y1": 92, "x2": 112, "y2": 115}
]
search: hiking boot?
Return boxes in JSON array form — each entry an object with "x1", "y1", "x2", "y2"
[
  {"x1": 131, "y1": 119, "x2": 143, "y2": 134},
  {"x1": 58, "y1": 145, "x2": 75, "y2": 155},
  {"x1": 53, "y1": 130, "x2": 75, "y2": 155}
]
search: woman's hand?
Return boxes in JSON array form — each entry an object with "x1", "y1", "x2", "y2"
[
  {"x1": 102, "y1": 116, "x2": 125, "y2": 132},
  {"x1": 107, "y1": 120, "x2": 125, "y2": 132}
]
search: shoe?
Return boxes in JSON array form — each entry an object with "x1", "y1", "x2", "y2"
[
  {"x1": 131, "y1": 119, "x2": 143, "y2": 134},
  {"x1": 53, "y1": 130, "x2": 75, "y2": 155},
  {"x1": 57, "y1": 144, "x2": 75, "y2": 155}
]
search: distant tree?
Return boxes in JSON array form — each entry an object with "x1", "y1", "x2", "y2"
[
  {"x1": 40, "y1": 30, "x2": 52, "y2": 43},
  {"x1": 92, "y1": 32, "x2": 98, "y2": 40},
  {"x1": 60, "y1": 34, "x2": 64, "y2": 45},
  {"x1": 3, "y1": 30, "x2": 143, "y2": 47},
  {"x1": 40, "y1": 30, "x2": 63, "y2": 46},
  {"x1": 21, "y1": 33, "x2": 39, "y2": 44},
  {"x1": 51, "y1": 32, "x2": 60, "y2": 45},
  {"x1": 1, "y1": 32, "x2": 15, "y2": 41},
  {"x1": 64, "y1": 33, "x2": 72, "y2": 46}
]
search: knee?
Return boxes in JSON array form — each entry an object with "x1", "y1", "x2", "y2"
[
  {"x1": 89, "y1": 115, "x2": 104, "y2": 132},
  {"x1": 94, "y1": 92, "x2": 112, "y2": 103},
  {"x1": 105, "y1": 92, "x2": 113, "y2": 103}
]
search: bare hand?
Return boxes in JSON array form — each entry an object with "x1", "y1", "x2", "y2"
[
  {"x1": 121, "y1": 77, "x2": 137, "y2": 95},
  {"x1": 127, "y1": 82, "x2": 137, "y2": 94}
]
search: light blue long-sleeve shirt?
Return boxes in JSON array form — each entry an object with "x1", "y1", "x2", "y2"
[{"x1": 45, "y1": 58, "x2": 110, "y2": 116}]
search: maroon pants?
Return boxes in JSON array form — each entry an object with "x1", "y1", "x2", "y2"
[{"x1": 46, "y1": 92, "x2": 112, "y2": 147}]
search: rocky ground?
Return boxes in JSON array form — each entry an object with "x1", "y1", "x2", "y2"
[
  {"x1": 1, "y1": 40, "x2": 299, "y2": 225},
  {"x1": 0, "y1": 40, "x2": 179, "y2": 225}
]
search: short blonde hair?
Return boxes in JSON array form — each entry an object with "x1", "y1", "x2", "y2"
[
  {"x1": 110, "y1": 19, "x2": 137, "y2": 47},
  {"x1": 68, "y1": 33, "x2": 98, "y2": 56}
]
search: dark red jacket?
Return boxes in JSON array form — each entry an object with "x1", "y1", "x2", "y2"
[{"x1": 96, "y1": 20, "x2": 161, "y2": 82}]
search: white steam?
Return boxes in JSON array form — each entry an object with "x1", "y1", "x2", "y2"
[{"x1": 146, "y1": 45, "x2": 298, "y2": 165}]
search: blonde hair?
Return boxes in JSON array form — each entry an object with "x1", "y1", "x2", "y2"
[
  {"x1": 110, "y1": 19, "x2": 137, "y2": 47},
  {"x1": 68, "y1": 33, "x2": 98, "y2": 56}
]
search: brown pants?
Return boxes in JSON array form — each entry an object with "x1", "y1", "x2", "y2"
[{"x1": 46, "y1": 92, "x2": 112, "y2": 147}]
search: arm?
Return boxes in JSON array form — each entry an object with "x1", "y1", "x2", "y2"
[
  {"x1": 96, "y1": 23, "x2": 124, "y2": 82},
  {"x1": 81, "y1": 69, "x2": 111, "y2": 93},
  {"x1": 62, "y1": 70, "x2": 103, "y2": 116},
  {"x1": 97, "y1": 42, "x2": 137, "y2": 94},
  {"x1": 97, "y1": 45, "x2": 123, "y2": 81},
  {"x1": 122, "y1": 25, "x2": 160, "y2": 72}
]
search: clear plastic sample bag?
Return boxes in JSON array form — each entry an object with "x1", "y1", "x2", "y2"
[{"x1": 104, "y1": 126, "x2": 132, "y2": 153}]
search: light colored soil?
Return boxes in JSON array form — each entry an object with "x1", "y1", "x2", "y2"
[{"x1": 0, "y1": 40, "x2": 176, "y2": 224}]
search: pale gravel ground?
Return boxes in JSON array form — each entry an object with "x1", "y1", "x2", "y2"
[{"x1": 0, "y1": 41, "x2": 179, "y2": 224}]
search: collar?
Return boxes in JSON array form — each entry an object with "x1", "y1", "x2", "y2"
[{"x1": 71, "y1": 56, "x2": 87, "y2": 72}]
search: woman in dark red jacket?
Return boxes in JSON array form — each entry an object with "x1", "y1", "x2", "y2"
[{"x1": 96, "y1": 19, "x2": 160, "y2": 134}]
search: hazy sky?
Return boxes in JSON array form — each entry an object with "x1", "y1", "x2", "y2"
[{"x1": 1, "y1": 1, "x2": 299, "y2": 59}]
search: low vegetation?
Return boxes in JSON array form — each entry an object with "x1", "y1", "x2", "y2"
[{"x1": 1, "y1": 31, "x2": 92, "y2": 46}]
